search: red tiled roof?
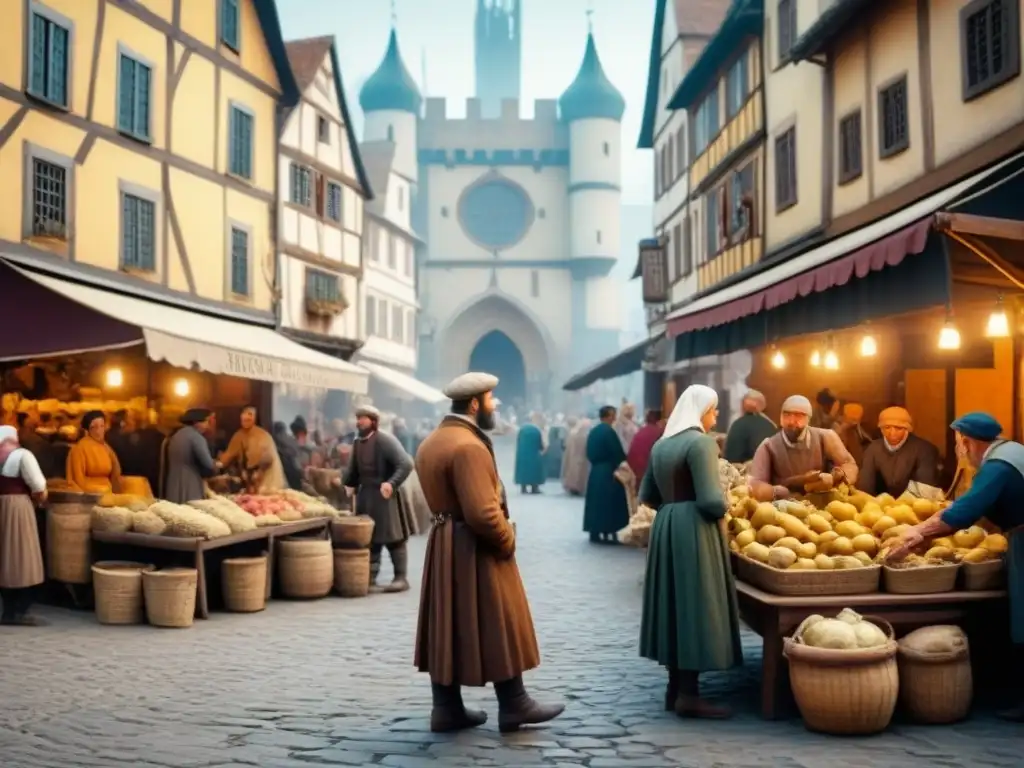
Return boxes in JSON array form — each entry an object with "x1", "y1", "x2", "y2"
[
  {"x1": 284, "y1": 36, "x2": 333, "y2": 93},
  {"x1": 675, "y1": 0, "x2": 732, "y2": 37}
]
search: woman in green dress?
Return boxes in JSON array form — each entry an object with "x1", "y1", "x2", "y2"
[{"x1": 638, "y1": 384, "x2": 743, "y2": 719}]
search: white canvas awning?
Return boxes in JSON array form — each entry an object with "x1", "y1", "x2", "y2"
[
  {"x1": 358, "y1": 360, "x2": 446, "y2": 404},
  {"x1": 11, "y1": 265, "x2": 369, "y2": 393}
]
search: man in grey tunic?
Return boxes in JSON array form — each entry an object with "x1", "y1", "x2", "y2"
[
  {"x1": 161, "y1": 408, "x2": 219, "y2": 503},
  {"x1": 344, "y1": 405, "x2": 415, "y2": 593}
]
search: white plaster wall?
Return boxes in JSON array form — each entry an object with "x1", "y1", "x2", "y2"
[
  {"x1": 279, "y1": 255, "x2": 359, "y2": 339},
  {"x1": 380, "y1": 170, "x2": 414, "y2": 233},
  {"x1": 493, "y1": 268, "x2": 572, "y2": 352},
  {"x1": 569, "y1": 119, "x2": 621, "y2": 187},
  {"x1": 586, "y1": 276, "x2": 623, "y2": 329},
  {"x1": 423, "y1": 165, "x2": 569, "y2": 261},
  {"x1": 569, "y1": 189, "x2": 619, "y2": 259},
  {"x1": 364, "y1": 111, "x2": 418, "y2": 182},
  {"x1": 653, "y1": 107, "x2": 689, "y2": 231}
]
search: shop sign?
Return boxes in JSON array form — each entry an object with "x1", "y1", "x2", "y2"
[
  {"x1": 222, "y1": 351, "x2": 336, "y2": 389},
  {"x1": 640, "y1": 239, "x2": 668, "y2": 304}
]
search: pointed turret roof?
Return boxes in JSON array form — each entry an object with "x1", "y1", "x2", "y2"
[
  {"x1": 359, "y1": 28, "x2": 422, "y2": 114},
  {"x1": 559, "y1": 32, "x2": 625, "y2": 123}
]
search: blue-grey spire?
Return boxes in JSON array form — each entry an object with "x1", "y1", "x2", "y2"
[
  {"x1": 559, "y1": 32, "x2": 625, "y2": 123},
  {"x1": 359, "y1": 28, "x2": 422, "y2": 114}
]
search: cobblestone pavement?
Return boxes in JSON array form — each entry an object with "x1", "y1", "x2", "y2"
[{"x1": 0, "y1": 439, "x2": 1019, "y2": 767}]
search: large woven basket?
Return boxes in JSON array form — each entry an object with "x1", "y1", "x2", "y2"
[
  {"x1": 736, "y1": 554, "x2": 881, "y2": 596},
  {"x1": 784, "y1": 616, "x2": 899, "y2": 735},
  {"x1": 222, "y1": 555, "x2": 268, "y2": 612},
  {"x1": 333, "y1": 548, "x2": 370, "y2": 597},
  {"x1": 961, "y1": 559, "x2": 1005, "y2": 591},
  {"x1": 898, "y1": 631, "x2": 973, "y2": 724},
  {"x1": 92, "y1": 561, "x2": 154, "y2": 625},
  {"x1": 142, "y1": 568, "x2": 198, "y2": 628},
  {"x1": 46, "y1": 491, "x2": 101, "y2": 584},
  {"x1": 279, "y1": 539, "x2": 333, "y2": 598},
  {"x1": 883, "y1": 563, "x2": 960, "y2": 595},
  {"x1": 331, "y1": 515, "x2": 375, "y2": 548}
]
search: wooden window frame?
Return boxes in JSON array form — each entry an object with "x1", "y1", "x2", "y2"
[
  {"x1": 227, "y1": 101, "x2": 255, "y2": 180},
  {"x1": 317, "y1": 115, "x2": 330, "y2": 143},
  {"x1": 326, "y1": 180, "x2": 342, "y2": 222},
  {"x1": 877, "y1": 75, "x2": 910, "y2": 159},
  {"x1": 837, "y1": 109, "x2": 863, "y2": 185},
  {"x1": 775, "y1": 126, "x2": 798, "y2": 213},
  {"x1": 226, "y1": 220, "x2": 253, "y2": 299},
  {"x1": 960, "y1": 0, "x2": 1021, "y2": 101},
  {"x1": 118, "y1": 180, "x2": 161, "y2": 273},
  {"x1": 220, "y1": 0, "x2": 241, "y2": 53},
  {"x1": 290, "y1": 163, "x2": 312, "y2": 207},
  {"x1": 116, "y1": 45, "x2": 153, "y2": 143},
  {"x1": 25, "y1": 2, "x2": 74, "y2": 110},
  {"x1": 22, "y1": 142, "x2": 74, "y2": 247},
  {"x1": 777, "y1": 0, "x2": 797, "y2": 66}
]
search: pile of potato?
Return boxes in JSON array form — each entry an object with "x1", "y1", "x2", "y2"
[{"x1": 726, "y1": 486, "x2": 1008, "y2": 572}]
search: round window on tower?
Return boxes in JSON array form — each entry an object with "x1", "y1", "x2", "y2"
[{"x1": 457, "y1": 176, "x2": 535, "y2": 250}]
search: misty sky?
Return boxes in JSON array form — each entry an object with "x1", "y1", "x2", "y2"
[{"x1": 278, "y1": 0, "x2": 656, "y2": 205}]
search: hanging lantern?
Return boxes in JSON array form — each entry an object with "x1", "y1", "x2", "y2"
[
  {"x1": 824, "y1": 349, "x2": 839, "y2": 370},
  {"x1": 859, "y1": 334, "x2": 877, "y2": 357},
  {"x1": 771, "y1": 348, "x2": 786, "y2": 369},
  {"x1": 986, "y1": 296, "x2": 1010, "y2": 338},
  {"x1": 938, "y1": 321, "x2": 961, "y2": 350},
  {"x1": 810, "y1": 350, "x2": 821, "y2": 367}
]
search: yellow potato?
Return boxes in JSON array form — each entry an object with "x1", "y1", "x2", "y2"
[
  {"x1": 789, "y1": 558, "x2": 818, "y2": 570},
  {"x1": 881, "y1": 523, "x2": 911, "y2": 541},
  {"x1": 932, "y1": 536, "x2": 955, "y2": 550},
  {"x1": 734, "y1": 485, "x2": 751, "y2": 499},
  {"x1": 735, "y1": 529, "x2": 756, "y2": 548},
  {"x1": 924, "y1": 546, "x2": 955, "y2": 561},
  {"x1": 832, "y1": 555, "x2": 864, "y2": 569},
  {"x1": 851, "y1": 551, "x2": 874, "y2": 566},
  {"x1": 813, "y1": 554, "x2": 835, "y2": 570},
  {"x1": 729, "y1": 539, "x2": 740, "y2": 553},
  {"x1": 872, "y1": 516, "x2": 898, "y2": 536},
  {"x1": 953, "y1": 526, "x2": 987, "y2": 549},
  {"x1": 768, "y1": 547, "x2": 797, "y2": 569},
  {"x1": 911, "y1": 498, "x2": 938, "y2": 519},
  {"x1": 856, "y1": 505, "x2": 885, "y2": 528},
  {"x1": 852, "y1": 533, "x2": 879, "y2": 556},
  {"x1": 846, "y1": 490, "x2": 875, "y2": 511},
  {"x1": 796, "y1": 541, "x2": 817, "y2": 559},
  {"x1": 962, "y1": 547, "x2": 995, "y2": 564},
  {"x1": 805, "y1": 513, "x2": 832, "y2": 534},
  {"x1": 806, "y1": 530, "x2": 820, "y2": 544},
  {"x1": 829, "y1": 536, "x2": 854, "y2": 556},
  {"x1": 756, "y1": 525, "x2": 786, "y2": 545},
  {"x1": 773, "y1": 536, "x2": 803, "y2": 554},
  {"x1": 825, "y1": 500, "x2": 858, "y2": 522},
  {"x1": 742, "y1": 497, "x2": 759, "y2": 516},
  {"x1": 875, "y1": 493, "x2": 897, "y2": 508},
  {"x1": 728, "y1": 517, "x2": 752, "y2": 535},
  {"x1": 835, "y1": 520, "x2": 866, "y2": 539},
  {"x1": 775, "y1": 512, "x2": 812, "y2": 541},
  {"x1": 953, "y1": 547, "x2": 971, "y2": 561},
  {"x1": 888, "y1": 504, "x2": 920, "y2": 526},
  {"x1": 751, "y1": 503, "x2": 777, "y2": 529},
  {"x1": 981, "y1": 533, "x2": 1009, "y2": 553},
  {"x1": 743, "y1": 542, "x2": 771, "y2": 562}
]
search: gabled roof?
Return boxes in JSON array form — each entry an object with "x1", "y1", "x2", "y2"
[
  {"x1": 668, "y1": 0, "x2": 763, "y2": 110},
  {"x1": 284, "y1": 36, "x2": 374, "y2": 201},
  {"x1": 252, "y1": 0, "x2": 300, "y2": 107},
  {"x1": 638, "y1": 0, "x2": 731, "y2": 148}
]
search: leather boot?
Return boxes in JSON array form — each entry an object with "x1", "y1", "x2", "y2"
[
  {"x1": 0, "y1": 588, "x2": 16, "y2": 626},
  {"x1": 494, "y1": 676, "x2": 564, "y2": 733},
  {"x1": 369, "y1": 545, "x2": 384, "y2": 593},
  {"x1": 673, "y1": 671, "x2": 732, "y2": 719},
  {"x1": 383, "y1": 542, "x2": 410, "y2": 593},
  {"x1": 664, "y1": 668, "x2": 680, "y2": 711},
  {"x1": 430, "y1": 683, "x2": 487, "y2": 733}
]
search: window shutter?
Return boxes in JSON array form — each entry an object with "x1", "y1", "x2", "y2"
[
  {"x1": 118, "y1": 57, "x2": 135, "y2": 131},
  {"x1": 135, "y1": 62, "x2": 150, "y2": 136},
  {"x1": 49, "y1": 24, "x2": 68, "y2": 105},
  {"x1": 30, "y1": 15, "x2": 46, "y2": 96},
  {"x1": 122, "y1": 195, "x2": 137, "y2": 267},
  {"x1": 138, "y1": 199, "x2": 154, "y2": 269},
  {"x1": 717, "y1": 185, "x2": 728, "y2": 244}
]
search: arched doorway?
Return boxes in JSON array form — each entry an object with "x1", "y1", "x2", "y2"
[{"x1": 469, "y1": 330, "x2": 526, "y2": 406}]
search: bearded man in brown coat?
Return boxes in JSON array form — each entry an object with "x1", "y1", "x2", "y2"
[{"x1": 414, "y1": 372, "x2": 564, "y2": 734}]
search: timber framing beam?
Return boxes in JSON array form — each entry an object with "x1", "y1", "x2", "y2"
[{"x1": 935, "y1": 212, "x2": 1024, "y2": 243}]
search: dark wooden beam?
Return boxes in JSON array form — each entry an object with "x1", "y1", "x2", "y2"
[{"x1": 936, "y1": 212, "x2": 1024, "y2": 242}]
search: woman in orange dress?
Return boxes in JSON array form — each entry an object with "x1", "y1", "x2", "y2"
[{"x1": 66, "y1": 410, "x2": 122, "y2": 494}]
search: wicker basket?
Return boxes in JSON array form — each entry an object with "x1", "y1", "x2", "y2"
[
  {"x1": 735, "y1": 554, "x2": 881, "y2": 596},
  {"x1": 142, "y1": 568, "x2": 198, "y2": 628},
  {"x1": 784, "y1": 616, "x2": 899, "y2": 735},
  {"x1": 279, "y1": 539, "x2": 333, "y2": 599},
  {"x1": 898, "y1": 634, "x2": 973, "y2": 724},
  {"x1": 222, "y1": 556, "x2": 268, "y2": 612},
  {"x1": 331, "y1": 515, "x2": 375, "y2": 549},
  {"x1": 961, "y1": 559, "x2": 1005, "y2": 591},
  {"x1": 333, "y1": 548, "x2": 370, "y2": 597},
  {"x1": 92, "y1": 561, "x2": 154, "y2": 625},
  {"x1": 46, "y1": 491, "x2": 101, "y2": 584},
  {"x1": 883, "y1": 563, "x2": 960, "y2": 595}
]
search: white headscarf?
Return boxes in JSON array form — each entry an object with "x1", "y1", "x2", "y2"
[{"x1": 661, "y1": 385, "x2": 718, "y2": 441}]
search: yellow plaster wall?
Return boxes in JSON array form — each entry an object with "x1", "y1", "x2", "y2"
[
  {"x1": 138, "y1": 0, "x2": 175, "y2": 23},
  {"x1": 178, "y1": 0, "x2": 216, "y2": 48},
  {"x1": 217, "y1": 72, "x2": 276, "y2": 193}
]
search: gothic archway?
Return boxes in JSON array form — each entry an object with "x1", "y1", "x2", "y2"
[{"x1": 469, "y1": 330, "x2": 526, "y2": 405}]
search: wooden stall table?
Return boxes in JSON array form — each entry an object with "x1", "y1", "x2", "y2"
[
  {"x1": 736, "y1": 579, "x2": 1008, "y2": 720},
  {"x1": 92, "y1": 518, "x2": 330, "y2": 619}
]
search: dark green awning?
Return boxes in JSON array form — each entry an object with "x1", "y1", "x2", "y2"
[{"x1": 563, "y1": 336, "x2": 660, "y2": 391}]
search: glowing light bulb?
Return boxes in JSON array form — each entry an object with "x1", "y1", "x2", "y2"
[
  {"x1": 938, "y1": 322, "x2": 961, "y2": 350},
  {"x1": 859, "y1": 335, "x2": 877, "y2": 357},
  {"x1": 771, "y1": 349, "x2": 786, "y2": 369},
  {"x1": 105, "y1": 368, "x2": 123, "y2": 388},
  {"x1": 824, "y1": 350, "x2": 839, "y2": 370},
  {"x1": 810, "y1": 350, "x2": 821, "y2": 367},
  {"x1": 173, "y1": 378, "x2": 190, "y2": 397},
  {"x1": 986, "y1": 309, "x2": 1010, "y2": 338}
]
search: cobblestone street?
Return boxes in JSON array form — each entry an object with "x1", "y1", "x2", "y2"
[{"x1": 0, "y1": 439, "x2": 1019, "y2": 767}]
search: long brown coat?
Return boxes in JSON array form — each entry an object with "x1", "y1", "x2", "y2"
[{"x1": 414, "y1": 416, "x2": 540, "y2": 687}]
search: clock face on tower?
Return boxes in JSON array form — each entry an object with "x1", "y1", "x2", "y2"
[{"x1": 457, "y1": 175, "x2": 535, "y2": 250}]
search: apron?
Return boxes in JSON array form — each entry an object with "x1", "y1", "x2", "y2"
[{"x1": 982, "y1": 441, "x2": 1024, "y2": 643}]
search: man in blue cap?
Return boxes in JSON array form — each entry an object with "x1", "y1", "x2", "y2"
[{"x1": 887, "y1": 411, "x2": 1024, "y2": 721}]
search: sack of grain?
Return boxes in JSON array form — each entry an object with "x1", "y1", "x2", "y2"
[
  {"x1": 132, "y1": 509, "x2": 167, "y2": 535},
  {"x1": 91, "y1": 505, "x2": 133, "y2": 533},
  {"x1": 899, "y1": 625, "x2": 968, "y2": 656},
  {"x1": 188, "y1": 498, "x2": 257, "y2": 533},
  {"x1": 149, "y1": 501, "x2": 232, "y2": 539},
  {"x1": 254, "y1": 513, "x2": 283, "y2": 527},
  {"x1": 277, "y1": 507, "x2": 303, "y2": 522}
]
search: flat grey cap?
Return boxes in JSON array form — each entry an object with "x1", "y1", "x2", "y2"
[
  {"x1": 443, "y1": 372, "x2": 499, "y2": 399},
  {"x1": 355, "y1": 404, "x2": 380, "y2": 418}
]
